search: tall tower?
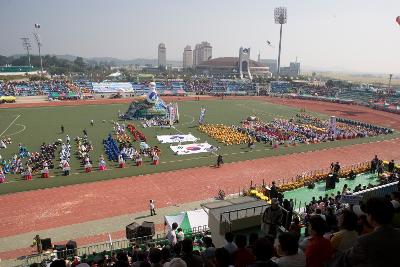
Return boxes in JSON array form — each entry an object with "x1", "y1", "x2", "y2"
[
  {"x1": 183, "y1": 45, "x2": 193, "y2": 68},
  {"x1": 257, "y1": 51, "x2": 261, "y2": 63},
  {"x1": 158, "y1": 43, "x2": 166, "y2": 69},
  {"x1": 239, "y1": 47, "x2": 252, "y2": 80},
  {"x1": 193, "y1": 41, "x2": 212, "y2": 66},
  {"x1": 274, "y1": 7, "x2": 287, "y2": 80}
]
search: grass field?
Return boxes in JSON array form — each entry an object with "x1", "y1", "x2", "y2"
[{"x1": 0, "y1": 99, "x2": 398, "y2": 194}]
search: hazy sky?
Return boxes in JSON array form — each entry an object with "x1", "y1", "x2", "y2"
[{"x1": 1, "y1": 0, "x2": 399, "y2": 73}]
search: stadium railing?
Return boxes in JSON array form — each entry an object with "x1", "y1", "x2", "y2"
[{"x1": 23, "y1": 226, "x2": 209, "y2": 265}]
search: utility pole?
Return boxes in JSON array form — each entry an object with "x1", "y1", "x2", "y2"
[
  {"x1": 33, "y1": 23, "x2": 44, "y2": 75},
  {"x1": 21, "y1": 37, "x2": 32, "y2": 66}
]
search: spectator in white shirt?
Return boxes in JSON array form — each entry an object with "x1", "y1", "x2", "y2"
[
  {"x1": 167, "y1": 222, "x2": 178, "y2": 246},
  {"x1": 223, "y1": 232, "x2": 237, "y2": 255}
]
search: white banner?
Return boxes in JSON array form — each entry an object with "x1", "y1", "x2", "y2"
[
  {"x1": 157, "y1": 134, "x2": 198, "y2": 144},
  {"x1": 170, "y1": 143, "x2": 213, "y2": 155},
  {"x1": 92, "y1": 82, "x2": 134, "y2": 93}
]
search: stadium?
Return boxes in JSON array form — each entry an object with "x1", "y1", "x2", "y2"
[
  {"x1": 1, "y1": 77, "x2": 400, "y2": 266},
  {"x1": 1, "y1": 2, "x2": 400, "y2": 267}
]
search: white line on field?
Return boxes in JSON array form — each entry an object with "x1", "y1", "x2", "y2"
[
  {"x1": 0, "y1": 114, "x2": 21, "y2": 138},
  {"x1": 3, "y1": 123, "x2": 26, "y2": 137}
]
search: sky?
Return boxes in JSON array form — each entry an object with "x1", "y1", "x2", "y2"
[{"x1": 0, "y1": 0, "x2": 399, "y2": 73}]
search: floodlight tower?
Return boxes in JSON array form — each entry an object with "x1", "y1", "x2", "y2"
[
  {"x1": 21, "y1": 37, "x2": 32, "y2": 66},
  {"x1": 33, "y1": 24, "x2": 44, "y2": 75},
  {"x1": 274, "y1": 7, "x2": 287, "y2": 81},
  {"x1": 388, "y1": 74, "x2": 393, "y2": 94}
]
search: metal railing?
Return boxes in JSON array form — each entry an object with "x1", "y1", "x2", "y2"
[
  {"x1": 220, "y1": 204, "x2": 266, "y2": 223},
  {"x1": 353, "y1": 181, "x2": 399, "y2": 200},
  {"x1": 219, "y1": 203, "x2": 292, "y2": 232},
  {"x1": 23, "y1": 226, "x2": 209, "y2": 266}
]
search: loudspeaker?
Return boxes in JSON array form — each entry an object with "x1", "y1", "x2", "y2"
[
  {"x1": 41, "y1": 238, "x2": 52, "y2": 250},
  {"x1": 126, "y1": 221, "x2": 155, "y2": 239},
  {"x1": 126, "y1": 222, "x2": 140, "y2": 240},
  {"x1": 139, "y1": 221, "x2": 155, "y2": 237}
]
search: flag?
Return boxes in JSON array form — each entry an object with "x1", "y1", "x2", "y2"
[{"x1": 198, "y1": 107, "x2": 206, "y2": 124}]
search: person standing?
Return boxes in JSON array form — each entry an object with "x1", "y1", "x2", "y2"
[
  {"x1": 388, "y1": 159, "x2": 395, "y2": 173},
  {"x1": 90, "y1": 119, "x2": 94, "y2": 126},
  {"x1": 269, "y1": 181, "x2": 279, "y2": 199},
  {"x1": 261, "y1": 198, "x2": 283, "y2": 239},
  {"x1": 305, "y1": 215, "x2": 333, "y2": 267},
  {"x1": 176, "y1": 228, "x2": 185, "y2": 243},
  {"x1": 167, "y1": 222, "x2": 178, "y2": 246},
  {"x1": 217, "y1": 155, "x2": 224, "y2": 167},
  {"x1": 149, "y1": 199, "x2": 156, "y2": 216},
  {"x1": 61, "y1": 125, "x2": 65, "y2": 134}
]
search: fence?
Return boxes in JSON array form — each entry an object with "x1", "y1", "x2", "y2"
[
  {"x1": 353, "y1": 181, "x2": 399, "y2": 200},
  {"x1": 23, "y1": 226, "x2": 209, "y2": 266},
  {"x1": 219, "y1": 203, "x2": 292, "y2": 232}
]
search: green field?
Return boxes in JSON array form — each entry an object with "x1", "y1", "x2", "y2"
[{"x1": 0, "y1": 99, "x2": 397, "y2": 194}]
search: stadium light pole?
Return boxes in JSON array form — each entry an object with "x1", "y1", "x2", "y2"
[
  {"x1": 274, "y1": 7, "x2": 287, "y2": 81},
  {"x1": 33, "y1": 24, "x2": 44, "y2": 75},
  {"x1": 21, "y1": 37, "x2": 32, "y2": 66}
]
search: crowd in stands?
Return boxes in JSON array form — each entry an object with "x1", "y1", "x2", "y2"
[
  {"x1": 0, "y1": 80, "x2": 87, "y2": 96},
  {"x1": 184, "y1": 79, "x2": 213, "y2": 94}
]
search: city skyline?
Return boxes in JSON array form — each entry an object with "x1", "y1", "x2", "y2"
[{"x1": 0, "y1": 0, "x2": 399, "y2": 73}]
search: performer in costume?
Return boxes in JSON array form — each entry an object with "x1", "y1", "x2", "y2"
[
  {"x1": 25, "y1": 164, "x2": 32, "y2": 180},
  {"x1": 136, "y1": 154, "x2": 142, "y2": 166},
  {"x1": 63, "y1": 160, "x2": 70, "y2": 176},
  {"x1": 41, "y1": 166, "x2": 49, "y2": 178},
  {"x1": 118, "y1": 154, "x2": 125, "y2": 168},
  {"x1": 98, "y1": 155, "x2": 106, "y2": 171},
  {"x1": 0, "y1": 167, "x2": 6, "y2": 183},
  {"x1": 84, "y1": 156, "x2": 92, "y2": 173},
  {"x1": 152, "y1": 154, "x2": 159, "y2": 165}
]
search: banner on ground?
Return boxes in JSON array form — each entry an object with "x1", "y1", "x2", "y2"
[
  {"x1": 170, "y1": 143, "x2": 212, "y2": 155},
  {"x1": 157, "y1": 134, "x2": 198, "y2": 144},
  {"x1": 92, "y1": 82, "x2": 134, "y2": 93}
]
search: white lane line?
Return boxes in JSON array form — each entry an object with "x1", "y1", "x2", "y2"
[
  {"x1": 171, "y1": 126, "x2": 184, "y2": 134},
  {"x1": 0, "y1": 114, "x2": 21, "y2": 138}
]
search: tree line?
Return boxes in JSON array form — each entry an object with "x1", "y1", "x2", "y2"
[{"x1": 0, "y1": 55, "x2": 111, "y2": 75}]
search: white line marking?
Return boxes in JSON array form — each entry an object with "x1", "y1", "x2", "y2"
[
  {"x1": 0, "y1": 114, "x2": 21, "y2": 138},
  {"x1": 3, "y1": 123, "x2": 26, "y2": 137}
]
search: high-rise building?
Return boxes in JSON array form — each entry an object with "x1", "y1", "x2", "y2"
[
  {"x1": 260, "y1": 59, "x2": 278, "y2": 75},
  {"x1": 183, "y1": 45, "x2": 193, "y2": 69},
  {"x1": 193, "y1": 41, "x2": 212, "y2": 66},
  {"x1": 158, "y1": 43, "x2": 166, "y2": 68},
  {"x1": 280, "y1": 62, "x2": 301, "y2": 77}
]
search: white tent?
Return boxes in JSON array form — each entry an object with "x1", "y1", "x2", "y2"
[{"x1": 164, "y1": 209, "x2": 208, "y2": 232}]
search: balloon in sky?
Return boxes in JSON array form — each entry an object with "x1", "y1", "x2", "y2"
[{"x1": 396, "y1": 16, "x2": 400, "y2": 26}]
